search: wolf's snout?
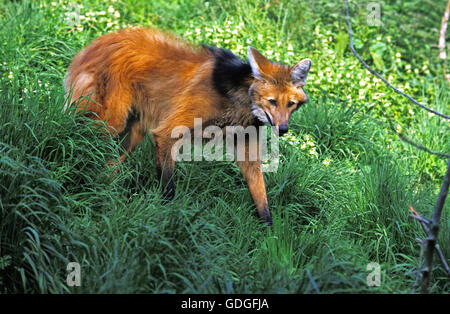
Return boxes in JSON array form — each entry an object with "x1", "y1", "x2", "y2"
[{"x1": 278, "y1": 124, "x2": 289, "y2": 136}]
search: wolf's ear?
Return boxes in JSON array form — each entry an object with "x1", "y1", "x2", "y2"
[
  {"x1": 291, "y1": 58, "x2": 312, "y2": 87},
  {"x1": 248, "y1": 47, "x2": 271, "y2": 80}
]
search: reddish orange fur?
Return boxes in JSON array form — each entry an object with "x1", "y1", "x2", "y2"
[{"x1": 66, "y1": 27, "x2": 221, "y2": 136}]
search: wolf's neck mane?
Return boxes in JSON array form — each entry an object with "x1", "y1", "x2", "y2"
[{"x1": 205, "y1": 46, "x2": 252, "y2": 98}]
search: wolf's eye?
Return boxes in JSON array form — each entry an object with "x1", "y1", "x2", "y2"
[
  {"x1": 268, "y1": 99, "x2": 277, "y2": 106},
  {"x1": 287, "y1": 101, "x2": 296, "y2": 107}
]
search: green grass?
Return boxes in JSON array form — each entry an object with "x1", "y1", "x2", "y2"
[{"x1": 0, "y1": 0, "x2": 449, "y2": 293}]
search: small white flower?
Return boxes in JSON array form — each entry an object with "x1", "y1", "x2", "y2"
[{"x1": 309, "y1": 148, "x2": 317, "y2": 156}]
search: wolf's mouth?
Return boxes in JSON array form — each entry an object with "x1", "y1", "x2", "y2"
[
  {"x1": 251, "y1": 104, "x2": 274, "y2": 127},
  {"x1": 263, "y1": 110, "x2": 273, "y2": 126}
]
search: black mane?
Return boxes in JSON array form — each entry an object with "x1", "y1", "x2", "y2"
[{"x1": 204, "y1": 46, "x2": 252, "y2": 97}]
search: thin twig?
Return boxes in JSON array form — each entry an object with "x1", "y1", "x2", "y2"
[
  {"x1": 364, "y1": 115, "x2": 450, "y2": 159},
  {"x1": 386, "y1": 120, "x2": 450, "y2": 159},
  {"x1": 410, "y1": 206, "x2": 450, "y2": 276},
  {"x1": 344, "y1": 0, "x2": 450, "y2": 120},
  {"x1": 410, "y1": 214, "x2": 430, "y2": 234},
  {"x1": 409, "y1": 206, "x2": 431, "y2": 225},
  {"x1": 435, "y1": 244, "x2": 450, "y2": 276}
]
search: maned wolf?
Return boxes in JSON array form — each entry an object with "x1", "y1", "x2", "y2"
[{"x1": 65, "y1": 27, "x2": 311, "y2": 225}]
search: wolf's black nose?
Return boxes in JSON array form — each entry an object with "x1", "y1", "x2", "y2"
[{"x1": 278, "y1": 124, "x2": 289, "y2": 136}]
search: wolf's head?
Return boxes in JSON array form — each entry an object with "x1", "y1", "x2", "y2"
[{"x1": 248, "y1": 47, "x2": 311, "y2": 136}]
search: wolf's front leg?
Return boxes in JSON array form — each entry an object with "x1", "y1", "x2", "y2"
[
  {"x1": 237, "y1": 159, "x2": 272, "y2": 225},
  {"x1": 153, "y1": 135, "x2": 176, "y2": 200},
  {"x1": 236, "y1": 135, "x2": 272, "y2": 225}
]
